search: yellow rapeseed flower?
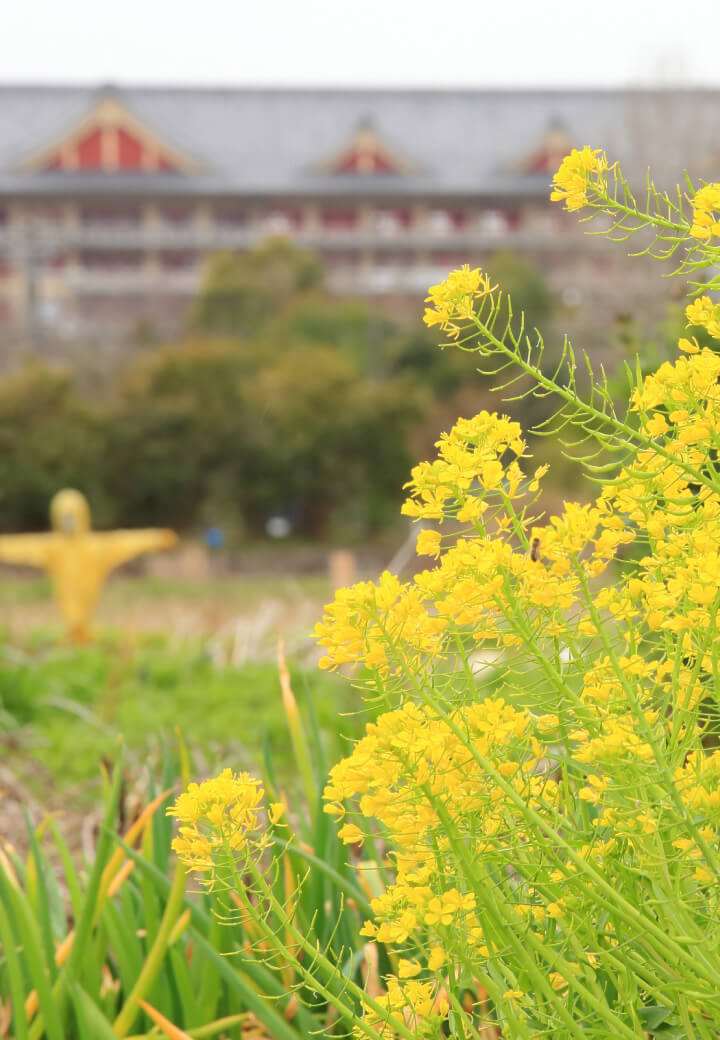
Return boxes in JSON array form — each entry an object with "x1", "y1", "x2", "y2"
[
  {"x1": 268, "y1": 802, "x2": 285, "y2": 825},
  {"x1": 644, "y1": 413, "x2": 669, "y2": 437},
  {"x1": 416, "y1": 528, "x2": 442, "y2": 559},
  {"x1": 428, "y1": 946, "x2": 447, "y2": 971},
  {"x1": 338, "y1": 822, "x2": 365, "y2": 845},
  {"x1": 549, "y1": 971, "x2": 569, "y2": 993},
  {"x1": 694, "y1": 866, "x2": 714, "y2": 883},
  {"x1": 690, "y1": 183, "x2": 720, "y2": 241},
  {"x1": 686, "y1": 296, "x2": 720, "y2": 339},
  {"x1": 398, "y1": 958, "x2": 422, "y2": 978}
]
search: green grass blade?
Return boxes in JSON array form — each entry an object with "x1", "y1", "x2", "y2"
[
  {"x1": 186, "y1": 931, "x2": 306, "y2": 1040},
  {"x1": 0, "y1": 892, "x2": 30, "y2": 1040},
  {"x1": 101, "y1": 898, "x2": 145, "y2": 999},
  {"x1": 34, "y1": 827, "x2": 70, "y2": 944},
  {"x1": 185, "y1": 1014, "x2": 248, "y2": 1039},
  {"x1": 114, "y1": 840, "x2": 318, "y2": 1038},
  {"x1": 153, "y1": 742, "x2": 175, "y2": 875},
  {"x1": 139, "y1": 824, "x2": 161, "y2": 954},
  {"x1": 63, "y1": 755, "x2": 125, "y2": 986},
  {"x1": 194, "y1": 909, "x2": 223, "y2": 1021},
  {"x1": 278, "y1": 643, "x2": 316, "y2": 811},
  {"x1": 0, "y1": 868, "x2": 65, "y2": 1040},
  {"x1": 261, "y1": 732, "x2": 280, "y2": 803},
  {"x1": 168, "y1": 946, "x2": 200, "y2": 1030},
  {"x1": 113, "y1": 860, "x2": 188, "y2": 1037},
  {"x1": 301, "y1": 681, "x2": 327, "y2": 781},
  {"x1": 70, "y1": 982, "x2": 126, "y2": 1040},
  {"x1": 22, "y1": 811, "x2": 59, "y2": 978}
]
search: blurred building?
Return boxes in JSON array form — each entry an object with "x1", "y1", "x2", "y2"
[{"x1": 0, "y1": 85, "x2": 718, "y2": 347}]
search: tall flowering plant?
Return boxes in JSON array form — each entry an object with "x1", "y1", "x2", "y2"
[{"x1": 172, "y1": 153, "x2": 720, "y2": 1039}]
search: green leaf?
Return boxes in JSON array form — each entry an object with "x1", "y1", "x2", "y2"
[
  {"x1": 112, "y1": 861, "x2": 188, "y2": 1037},
  {"x1": 63, "y1": 755, "x2": 125, "y2": 986},
  {"x1": 46, "y1": 819, "x2": 83, "y2": 931},
  {"x1": 0, "y1": 868, "x2": 65, "y2": 1040},
  {"x1": 0, "y1": 893, "x2": 30, "y2": 1040},
  {"x1": 101, "y1": 898, "x2": 144, "y2": 998},
  {"x1": 168, "y1": 945, "x2": 200, "y2": 1029},
  {"x1": 115, "y1": 839, "x2": 319, "y2": 1038},
  {"x1": 638, "y1": 1005, "x2": 674, "y2": 1029},
  {"x1": 22, "y1": 811, "x2": 58, "y2": 981},
  {"x1": 70, "y1": 982, "x2": 124, "y2": 1040}
]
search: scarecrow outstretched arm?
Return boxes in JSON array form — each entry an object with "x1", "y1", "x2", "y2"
[
  {"x1": 0, "y1": 534, "x2": 54, "y2": 570},
  {"x1": 100, "y1": 529, "x2": 178, "y2": 570}
]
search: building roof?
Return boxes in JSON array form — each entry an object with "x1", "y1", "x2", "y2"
[{"x1": 0, "y1": 85, "x2": 718, "y2": 198}]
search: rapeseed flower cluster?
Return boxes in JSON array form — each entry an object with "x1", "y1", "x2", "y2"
[
  {"x1": 549, "y1": 146, "x2": 607, "y2": 211},
  {"x1": 168, "y1": 769, "x2": 281, "y2": 881},
  {"x1": 401, "y1": 410, "x2": 527, "y2": 521},
  {"x1": 315, "y1": 405, "x2": 632, "y2": 678},
  {"x1": 312, "y1": 263, "x2": 720, "y2": 1029},
  {"x1": 361, "y1": 976, "x2": 449, "y2": 1040},
  {"x1": 423, "y1": 264, "x2": 495, "y2": 339}
]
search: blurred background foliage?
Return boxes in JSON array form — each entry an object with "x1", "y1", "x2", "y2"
[{"x1": 0, "y1": 237, "x2": 658, "y2": 541}]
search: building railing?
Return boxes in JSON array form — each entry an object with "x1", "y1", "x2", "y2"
[
  {"x1": 60, "y1": 267, "x2": 200, "y2": 295},
  {"x1": 328, "y1": 266, "x2": 488, "y2": 295},
  {"x1": 0, "y1": 222, "x2": 566, "y2": 256},
  {"x1": 2, "y1": 262, "x2": 552, "y2": 297}
]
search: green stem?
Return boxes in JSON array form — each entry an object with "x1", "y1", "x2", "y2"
[
  {"x1": 267, "y1": 835, "x2": 373, "y2": 917},
  {"x1": 242, "y1": 857, "x2": 418, "y2": 1040},
  {"x1": 577, "y1": 563, "x2": 720, "y2": 883},
  {"x1": 419, "y1": 687, "x2": 720, "y2": 989},
  {"x1": 464, "y1": 308, "x2": 714, "y2": 496}
]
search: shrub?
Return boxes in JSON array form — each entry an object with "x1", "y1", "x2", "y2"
[{"x1": 170, "y1": 151, "x2": 720, "y2": 1037}]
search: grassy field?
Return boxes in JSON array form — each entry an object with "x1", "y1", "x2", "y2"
[{"x1": 0, "y1": 571, "x2": 332, "y2": 640}]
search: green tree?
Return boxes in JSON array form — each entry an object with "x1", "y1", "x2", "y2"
[
  {"x1": 102, "y1": 342, "x2": 250, "y2": 529},
  {"x1": 104, "y1": 338, "x2": 422, "y2": 539},
  {"x1": 0, "y1": 365, "x2": 106, "y2": 531},
  {"x1": 267, "y1": 297, "x2": 397, "y2": 376},
  {"x1": 188, "y1": 239, "x2": 323, "y2": 337},
  {"x1": 238, "y1": 344, "x2": 423, "y2": 536},
  {"x1": 486, "y1": 250, "x2": 554, "y2": 336}
]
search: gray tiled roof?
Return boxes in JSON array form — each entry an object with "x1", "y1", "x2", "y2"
[{"x1": 0, "y1": 85, "x2": 718, "y2": 198}]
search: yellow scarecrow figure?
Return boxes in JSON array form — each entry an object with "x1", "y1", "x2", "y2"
[{"x1": 0, "y1": 489, "x2": 178, "y2": 642}]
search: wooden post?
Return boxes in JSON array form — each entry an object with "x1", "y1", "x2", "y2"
[{"x1": 328, "y1": 549, "x2": 357, "y2": 591}]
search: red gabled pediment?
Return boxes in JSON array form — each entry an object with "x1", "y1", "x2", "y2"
[
  {"x1": 116, "y1": 127, "x2": 142, "y2": 170},
  {"x1": 18, "y1": 93, "x2": 201, "y2": 174},
  {"x1": 76, "y1": 128, "x2": 103, "y2": 168},
  {"x1": 515, "y1": 119, "x2": 575, "y2": 175},
  {"x1": 335, "y1": 148, "x2": 397, "y2": 174},
  {"x1": 315, "y1": 119, "x2": 415, "y2": 177}
]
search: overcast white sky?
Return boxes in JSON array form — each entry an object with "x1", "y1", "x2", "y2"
[{"x1": 0, "y1": 0, "x2": 716, "y2": 88}]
